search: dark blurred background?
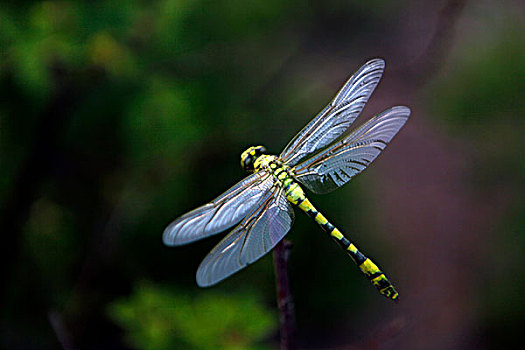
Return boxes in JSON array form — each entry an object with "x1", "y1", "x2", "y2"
[{"x1": 1, "y1": 0, "x2": 523, "y2": 349}]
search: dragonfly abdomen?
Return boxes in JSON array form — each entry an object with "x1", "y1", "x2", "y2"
[{"x1": 283, "y1": 179, "x2": 399, "y2": 301}]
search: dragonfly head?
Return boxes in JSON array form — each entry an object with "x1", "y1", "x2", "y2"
[{"x1": 240, "y1": 145, "x2": 267, "y2": 172}]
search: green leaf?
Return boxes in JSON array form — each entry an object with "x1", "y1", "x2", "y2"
[{"x1": 108, "y1": 282, "x2": 276, "y2": 350}]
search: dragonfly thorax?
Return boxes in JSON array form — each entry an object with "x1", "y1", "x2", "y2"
[{"x1": 253, "y1": 154, "x2": 279, "y2": 172}]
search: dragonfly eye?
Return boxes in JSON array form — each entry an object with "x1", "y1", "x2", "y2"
[
  {"x1": 240, "y1": 145, "x2": 266, "y2": 172},
  {"x1": 243, "y1": 157, "x2": 254, "y2": 172}
]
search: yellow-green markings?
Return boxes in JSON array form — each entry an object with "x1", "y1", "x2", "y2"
[{"x1": 267, "y1": 159, "x2": 399, "y2": 301}]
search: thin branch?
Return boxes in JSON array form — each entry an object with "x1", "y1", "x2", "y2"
[
  {"x1": 273, "y1": 239, "x2": 296, "y2": 350},
  {"x1": 49, "y1": 310, "x2": 76, "y2": 350}
]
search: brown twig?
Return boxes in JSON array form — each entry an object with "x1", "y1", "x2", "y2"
[
  {"x1": 49, "y1": 310, "x2": 76, "y2": 350},
  {"x1": 273, "y1": 239, "x2": 296, "y2": 350}
]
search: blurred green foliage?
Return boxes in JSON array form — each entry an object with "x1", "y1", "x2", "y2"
[
  {"x1": 108, "y1": 282, "x2": 275, "y2": 350},
  {"x1": 430, "y1": 27, "x2": 524, "y2": 130},
  {"x1": 2, "y1": 1, "x2": 384, "y2": 348}
]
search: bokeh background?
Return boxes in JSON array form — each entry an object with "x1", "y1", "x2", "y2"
[{"x1": 1, "y1": 0, "x2": 524, "y2": 349}]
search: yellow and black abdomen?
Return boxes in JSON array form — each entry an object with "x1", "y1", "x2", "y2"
[{"x1": 280, "y1": 168, "x2": 399, "y2": 301}]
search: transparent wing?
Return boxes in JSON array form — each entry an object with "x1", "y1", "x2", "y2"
[
  {"x1": 293, "y1": 106, "x2": 410, "y2": 194},
  {"x1": 163, "y1": 171, "x2": 274, "y2": 246},
  {"x1": 196, "y1": 187, "x2": 294, "y2": 287},
  {"x1": 280, "y1": 58, "x2": 385, "y2": 166}
]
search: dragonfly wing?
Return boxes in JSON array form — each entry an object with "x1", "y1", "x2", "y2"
[
  {"x1": 196, "y1": 187, "x2": 294, "y2": 287},
  {"x1": 280, "y1": 58, "x2": 385, "y2": 166},
  {"x1": 294, "y1": 106, "x2": 410, "y2": 194},
  {"x1": 163, "y1": 171, "x2": 274, "y2": 246}
]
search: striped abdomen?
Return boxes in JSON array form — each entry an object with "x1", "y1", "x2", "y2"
[{"x1": 280, "y1": 172, "x2": 399, "y2": 301}]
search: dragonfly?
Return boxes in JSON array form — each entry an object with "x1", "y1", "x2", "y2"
[{"x1": 163, "y1": 58, "x2": 410, "y2": 301}]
